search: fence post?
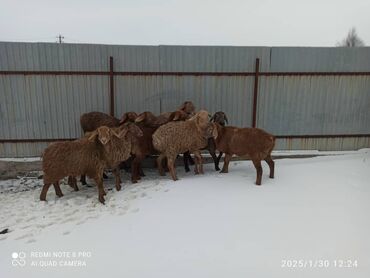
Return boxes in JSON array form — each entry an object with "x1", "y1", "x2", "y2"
[
  {"x1": 252, "y1": 58, "x2": 260, "y2": 128},
  {"x1": 109, "y1": 56, "x2": 115, "y2": 117}
]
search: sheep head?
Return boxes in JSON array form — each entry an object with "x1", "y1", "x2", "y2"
[
  {"x1": 210, "y1": 111, "x2": 228, "y2": 126},
  {"x1": 168, "y1": 110, "x2": 190, "y2": 121},
  {"x1": 178, "y1": 101, "x2": 195, "y2": 115},
  {"x1": 88, "y1": 126, "x2": 113, "y2": 145},
  {"x1": 135, "y1": 111, "x2": 157, "y2": 126},
  {"x1": 120, "y1": 112, "x2": 138, "y2": 125}
]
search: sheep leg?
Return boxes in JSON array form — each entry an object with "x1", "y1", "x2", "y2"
[
  {"x1": 264, "y1": 155, "x2": 275, "y2": 179},
  {"x1": 157, "y1": 154, "x2": 166, "y2": 176},
  {"x1": 220, "y1": 153, "x2": 232, "y2": 173},
  {"x1": 40, "y1": 183, "x2": 51, "y2": 201},
  {"x1": 80, "y1": 175, "x2": 87, "y2": 185},
  {"x1": 183, "y1": 153, "x2": 190, "y2": 172},
  {"x1": 112, "y1": 167, "x2": 122, "y2": 191},
  {"x1": 167, "y1": 156, "x2": 178, "y2": 181},
  {"x1": 68, "y1": 176, "x2": 79, "y2": 191},
  {"x1": 53, "y1": 181, "x2": 64, "y2": 197},
  {"x1": 139, "y1": 165, "x2": 145, "y2": 177},
  {"x1": 193, "y1": 151, "x2": 203, "y2": 174},
  {"x1": 252, "y1": 159, "x2": 263, "y2": 185},
  {"x1": 216, "y1": 152, "x2": 223, "y2": 170},
  {"x1": 187, "y1": 153, "x2": 195, "y2": 165},
  {"x1": 207, "y1": 139, "x2": 220, "y2": 171},
  {"x1": 131, "y1": 155, "x2": 144, "y2": 183},
  {"x1": 94, "y1": 176, "x2": 106, "y2": 204},
  {"x1": 209, "y1": 149, "x2": 220, "y2": 171}
]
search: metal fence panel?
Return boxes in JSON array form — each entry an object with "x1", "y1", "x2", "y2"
[
  {"x1": 0, "y1": 75, "x2": 109, "y2": 140},
  {"x1": 257, "y1": 76, "x2": 370, "y2": 135},
  {"x1": 159, "y1": 45, "x2": 270, "y2": 72},
  {"x1": 114, "y1": 76, "x2": 162, "y2": 116},
  {"x1": 270, "y1": 47, "x2": 370, "y2": 72},
  {"x1": 160, "y1": 76, "x2": 254, "y2": 127}
]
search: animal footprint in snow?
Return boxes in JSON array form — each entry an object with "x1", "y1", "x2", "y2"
[
  {"x1": 164, "y1": 188, "x2": 170, "y2": 192},
  {"x1": 140, "y1": 192, "x2": 147, "y2": 198},
  {"x1": 62, "y1": 231, "x2": 71, "y2": 235},
  {"x1": 26, "y1": 238, "x2": 36, "y2": 244}
]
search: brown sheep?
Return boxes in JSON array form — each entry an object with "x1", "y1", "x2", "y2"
[
  {"x1": 213, "y1": 124, "x2": 275, "y2": 185},
  {"x1": 41, "y1": 124, "x2": 142, "y2": 204},
  {"x1": 80, "y1": 111, "x2": 137, "y2": 133},
  {"x1": 77, "y1": 111, "x2": 137, "y2": 185},
  {"x1": 134, "y1": 101, "x2": 195, "y2": 127},
  {"x1": 152, "y1": 110, "x2": 217, "y2": 181}
]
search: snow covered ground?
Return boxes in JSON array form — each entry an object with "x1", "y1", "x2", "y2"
[{"x1": 0, "y1": 150, "x2": 369, "y2": 278}]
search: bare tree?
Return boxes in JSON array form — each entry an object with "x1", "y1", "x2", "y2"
[{"x1": 337, "y1": 27, "x2": 365, "y2": 47}]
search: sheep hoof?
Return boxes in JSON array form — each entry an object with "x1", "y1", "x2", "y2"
[
  {"x1": 269, "y1": 175, "x2": 274, "y2": 179},
  {"x1": 185, "y1": 168, "x2": 190, "y2": 173},
  {"x1": 131, "y1": 180, "x2": 138, "y2": 184},
  {"x1": 255, "y1": 182, "x2": 261, "y2": 186},
  {"x1": 56, "y1": 193, "x2": 64, "y2": 197},
  {"x1": 215, "y1": 167, "x2": 220, "y2": 171},
  {"x1": 220, "y1": 170, "x2": 228, "y2": 173},
  {"x1": 99, "y1": 196, "x2": 105, "y2": 204},
  {"x1": 40, "y1": 197, "x2": 46, "y2": 201},
  {"x1": 116, "y1": 184, "x2": 122, "y2": 191}
]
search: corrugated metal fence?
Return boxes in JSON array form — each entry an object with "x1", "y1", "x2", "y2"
[{"x1": 0, "y1": 42, "x2": 369, "y2": 157}]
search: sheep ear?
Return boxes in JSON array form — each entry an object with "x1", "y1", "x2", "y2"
[
  {"x1": 224, "y1": 114, "x2": 229, "y2": 124},
  {"x1": 178, "y1": 103, "x2": 186, "y2": 111},
  {"x1": 135, "y1": 113, "x2": 145, "y2": 123},
  {"x1": 88, "y1": 130, "x2": 98, "y2": 142},
  {"x1": 170, "y1": 112, "x2": 180, "y2": 121},
  {"x1": 117, "y1": 128, "x2": 128, "y2": 138},
  {"x1": 209, "y1": 114, "x2": 215, "y2": 122},
  {"x1": 119, "y1": 114, "x2": 128, "y2": 125}
]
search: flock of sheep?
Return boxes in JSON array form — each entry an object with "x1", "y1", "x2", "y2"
[{"x1": 40, "y1": 101, "x2": 276, "y2": 204}]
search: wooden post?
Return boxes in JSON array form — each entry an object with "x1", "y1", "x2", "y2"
[
  {"x1": 109, "y1": 56, "x2": 114, "y2": 117},
  {"x1": 252, "y1": 58, "x2": 260, "y2": 128}
]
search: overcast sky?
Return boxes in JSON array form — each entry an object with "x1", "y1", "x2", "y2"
[{"x1": 1, "y1": 0, "x2": 369, "y2": 46}]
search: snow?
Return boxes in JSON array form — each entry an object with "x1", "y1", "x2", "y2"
[{"x1": 0, "y1": 150, "x2": 369, "y2": 277}]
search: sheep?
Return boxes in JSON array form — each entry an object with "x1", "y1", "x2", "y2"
[
  {"x1": 80, "y1": 111, "x2": 137, "y2": 133},
  {"x1": 134, "y1": 101, "x2": 195, "y2": 127},
  {"x1": 213, "y1": 124, "x2": 275, "y2": 185},
  {"x1": 129, "y1": 110, "x2": 192, "y2": 183},
  {"x1": 182, "y1": 111, "x2": 229, "y2": 171},
  {"x1": 77, "y1": 111, "x2": 137, "y2": 185},
  {"x1": 152, "y1": 110, "x2": 217, "y2": 181},
  {"x1": 40, "y1": 124, "x2": 142, "y2": 204}
]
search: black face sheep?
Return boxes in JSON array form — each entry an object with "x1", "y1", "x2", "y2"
[
  {"x1": 152, "y1": 110, "x2": 217, "y2": 181},
  {"x1": 213, "y1": 123, "x2": 275, "y2": 185}
]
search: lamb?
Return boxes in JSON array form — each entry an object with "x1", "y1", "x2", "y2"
[
  {"x1": 213, "y1": 124, "x2": 275, "y2": 185},
  {"x1": 40, "y1": 124, "x2": 142, "y2": 204},
  {"x1": 152, "y1": 110, "x2": 217, "y2": 181}
]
